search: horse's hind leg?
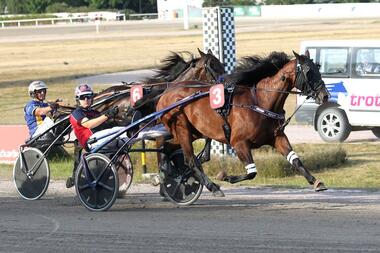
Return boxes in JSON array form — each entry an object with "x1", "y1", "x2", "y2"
[
  {"x1": 273, "y1": 134, "x2": 327, "y2": 192},
  {"x1": 216, "y1": 140, "x2": 257, "y2": 184}
]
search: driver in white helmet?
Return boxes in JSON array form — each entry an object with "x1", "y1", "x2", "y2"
[{"x1": 24, "y1": 81, "x2": 59, "y2": 138}]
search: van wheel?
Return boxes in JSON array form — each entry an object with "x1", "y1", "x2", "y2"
[
  {"x1": 317, "y1": 108, "x2": 351, "y2": 142},
  {"x1": 372, "y1": 127, "x2": 380, "y2": 138}
]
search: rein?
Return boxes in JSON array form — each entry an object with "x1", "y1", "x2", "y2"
[
  {"x1": 253, "y1": 87, "x2": 302, "y2": 95},
  {"x1": 121, "y1": 81, "x2": 173, "y2": 90},
  {"x1": 230, "y1": 63, "x2": 309, "y2": 126},
  {"x1": 204, "y1": 57, "x2": 221, "y2": 82},
  {"x1": 231, "y1": 103, "x2": 285, "y2": 120}
]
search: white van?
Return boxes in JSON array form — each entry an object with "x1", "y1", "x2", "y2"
[{"x1": 296, "y1": 40, "x2": 380, "y2": 142}]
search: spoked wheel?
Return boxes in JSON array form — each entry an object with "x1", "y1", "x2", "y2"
[
  {"x1": 160, "y1": 150, "x2": 203, "y2": 206},
  {"x1": 13, "y1": 147, "x2": 50, "y2": 200},
  {"x1": 75, "y1": 153, "x2": 119, "y2": 211},
  {"x1": 115, "y1": 153, "x2": 133, "y2": 198}
]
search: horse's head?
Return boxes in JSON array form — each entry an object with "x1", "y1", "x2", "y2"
[
  {"x1": 195, "y1": 48, "x2": 225, "y2": 82},
  {"x1": 293, "y1": 51, "x2": 330, "y2": 104}
]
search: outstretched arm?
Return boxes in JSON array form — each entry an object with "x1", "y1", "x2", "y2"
[
  {"x1": 80, "y1": 115, "x2": 109, "y2": 129},
  {"x1": 34, "y1": 105, "x2": 54, "y2": 116}
]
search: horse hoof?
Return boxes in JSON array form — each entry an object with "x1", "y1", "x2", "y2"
[
  {"x1": 314, "y1": 180, "x2": 328, "y2": 192},
  {"x1": 212, "y1": 189, "x2": 225, "y2": 197},
  {"x1": 216, "y1": 171, "x2": 227, "y2": 181},
  {"x1": 117, "y1": 190, "x2": 127, "y2": 199}
]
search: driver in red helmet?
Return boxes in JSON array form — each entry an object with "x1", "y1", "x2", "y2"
[{"x1": 67, "y1": 83, "x2": 123, "y2": 188}]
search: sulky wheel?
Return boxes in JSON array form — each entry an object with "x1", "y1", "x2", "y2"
[
  {"x1": 13, "y1": 147, "x2": 50, "y2": 200},
  {"x1": 160, "y1": 150, "x2": 203, "y2": 206},
  {"x1": 115, "y1": 153, "x2": 133, "y2": 198},
  {"x1": 75, "y1": 153, "x2": 119, "y2": 211}
]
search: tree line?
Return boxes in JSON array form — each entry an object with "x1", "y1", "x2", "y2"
[
  {"x1": 204, "y1": 0, "x2": 380, "y2": 5},
  {"x1": 1, "y1": 0, "x2": 379, "y2": 14},
  {"x1": 0, "y1": 0, "x2": 157, "y2": 14}
]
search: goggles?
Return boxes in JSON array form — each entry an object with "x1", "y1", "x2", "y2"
[
  {"x1": 79, "y1": 94, "x2": 94, "y2": 100},
  {"x1": 35, "y1": 89, "x2": 47, "y2": 94}
]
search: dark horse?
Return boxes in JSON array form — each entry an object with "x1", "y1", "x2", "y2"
[
  {"x1": 156, "y1": 51, "x2": 330, "y2": 196},
  {"x1": 89, "y1": 49, "x2": 225, "y2": 124},
  {"x1": 53, "y1": 49, "x2": 225, "y2": 193},
  {"x1": 54, "y1": 49, "x2": 224, "y2": 122}
]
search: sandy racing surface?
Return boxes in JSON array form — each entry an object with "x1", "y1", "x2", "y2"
[
  {"x1": 1, "y1": 180, "x2": 379, "y2": 252},
  {"x1": 1, "y1": 17, "x2": 379, "y2": 252}
]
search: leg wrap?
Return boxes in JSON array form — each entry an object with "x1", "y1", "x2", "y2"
[
  {"x1": 287, "y1": 151, "x2": 299, "y2": 165},
  {"x1": 245, "y1": 163, "x2": 257, "y2": 174}
]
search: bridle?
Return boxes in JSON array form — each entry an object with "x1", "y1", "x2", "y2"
[
  {"x1": 177, "y1": 54, "x2": 224, "y2": 83},
  {"x1": 251, "y1": 58, "x2": 327, "y2": 99},
  {"x1": 295, "y1": 58, "x2": 326, "y2": 99},
  {"x1": 204, "y1": 56, "x2": 224, "y2": 82},
  {"x1": 231, "y1": 58, "x2": 328, "y2": 133}
]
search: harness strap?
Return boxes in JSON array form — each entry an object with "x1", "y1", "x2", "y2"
[
  {"x1": 231, "y1": 104, "x2": 285, "y2": 120},
  {"x1": 275, "y1": 97, "x2": 308, "y2": 135},
  {"x1": 253, "y1": 87, "x2": 302, "y2": 95},
  {"x1": 215, "y1": 86, "x2": 235, "y2": 144}
]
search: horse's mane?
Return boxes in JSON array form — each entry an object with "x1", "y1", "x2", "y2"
[
  {"x1": 225, "y1": 51, "x2": 291, "y2": 87},
  {"x1": 98, "y1": 84, "x2": 131, "y2": 95},
  {"x1": 145, "y1": 51, "x2": 198, "y2": 83}
]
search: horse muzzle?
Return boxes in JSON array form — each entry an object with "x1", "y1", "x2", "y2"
[{"x1": 315, "y1": 87, "x2": 330, "y2": 105}]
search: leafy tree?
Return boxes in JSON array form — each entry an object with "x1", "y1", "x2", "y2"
[
  {"x1": 264, "y1": 0, "x2": 313, "y2": 4},
  {"x1": 84, "y1": 0, "x2": 108, "y2": 9},
  {"x1": 46, "y1": 2, "x2": 69, "y2": 13},
  {"x1": 24, "y1": 0, "x2": 52, "y2": 13},
  {"x1": 108, "y1": 0, "x2": 124, "y2": 8},
  {"x1": 0, "y1": 0, "x2": 5, "y2": 13},
  {"x1": 230, "y1": 0, "x2": 256, "y2": 4},
  {"x1": 203, "y1": 0, "x2": 231, "y2": 7},
  {"x1": 60, "y1": 0, "x2": 87, "y2": 7}
]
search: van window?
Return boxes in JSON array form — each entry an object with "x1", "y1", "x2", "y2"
[
  {"x1": 354, "y1": 48, "x2": 380, "y2": 77},
  {"x1": 319, "y1": 48, "x2": 349, "y2": 77}
]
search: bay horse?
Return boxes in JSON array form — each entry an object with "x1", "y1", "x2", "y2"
[
  {"x1": 90, "y1": 48, "x2": 224, "y2": 124},
  {"x1": 52, "y1": 49, "x2": 225, "y2": 194},
  {"x1": 156, "y1": 51, "x2": 330, "y2": 197}
]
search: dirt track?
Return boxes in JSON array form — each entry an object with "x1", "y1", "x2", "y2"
[{"x1": 1, "y1": 181, "x2": 379, "y2": 252}]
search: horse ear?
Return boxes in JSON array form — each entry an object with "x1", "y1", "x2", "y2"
[
  {"x1": 207, "y1": 49, "x2": 213, "y2": 55},
  {"x1": 293, "y1": 51, "x2": 301, "y2": 61},
  {"x1": 198, "y1": 48, "x2": 206, "y2": 57},
  {"x1": 293, "y1": 50, "x2": 300, "y2": 59},
  {"x1": 304, "y1": 50, "x2": 310, "y2": 59}
]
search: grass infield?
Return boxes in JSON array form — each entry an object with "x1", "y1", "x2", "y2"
[
  {"x1": 1, "y1": 19, "x2": 379, "y2": 189},
  {"x1": 1, "y1": 142, "x2": 379, "y2": 189}
]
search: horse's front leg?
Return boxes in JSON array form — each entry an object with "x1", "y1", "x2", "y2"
[
  {"x1": 172, "y1": 125, "x2": 224, "y2": 197},
  {"x1": 198, "y1": 138, "x2": 211, "y2": 164},
  {"x1": 216, "y1": 140, "x2": 257, "y2": 184},
  {"x1": 273, "y1": 134, "x2": 327, "y2": 191}
]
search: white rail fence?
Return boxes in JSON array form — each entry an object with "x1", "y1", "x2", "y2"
[{"x1": 0, "y1": 14, "x2": 126, "y2": 28}]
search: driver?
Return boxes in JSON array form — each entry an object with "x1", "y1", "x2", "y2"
[
  {"x1": 24, "y1": 81, "x2": 59, "y2": 138},
  {"x1": 67, "y1": 83, "x2": 122, "y2": 188},
  {"x1": 356, "y1": 50, "x2": 380, "y2": 75}
]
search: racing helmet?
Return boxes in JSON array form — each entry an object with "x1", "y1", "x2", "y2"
[
  {"x1": 28, "y1": 80, "x2": 48, "y2": 97},
  {"x1": 75, "y1": 83, "x2": 94, "y2": 100}
]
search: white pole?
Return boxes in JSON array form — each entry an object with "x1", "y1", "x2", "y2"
[
  {"x1": 183, "y1": 0, "x2": 189, "y2": 30},
  {"x1": 95, "y1": 20, "x2": 100, "y2": 33}
]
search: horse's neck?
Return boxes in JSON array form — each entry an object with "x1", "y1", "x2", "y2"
[
  {"x1": 175, "y1": 66, "x2": 197, "y2": 81},
  {"x1": 256, "y1": 61, "x2": 296, "y2": 113}
]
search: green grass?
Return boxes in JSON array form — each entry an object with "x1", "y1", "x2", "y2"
[
  {"x1": 0, "y1": 14, "x2": 57, "y2": 21},
  {"x1": 2, "y1": 18, "x2": 379, "y2": 123},
  {"x1": 1, "y1": 19, "x2": 380, "y2": 189},
  {"x1": 1, "y1": 142, "x2": 379, "y2": 189}
]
